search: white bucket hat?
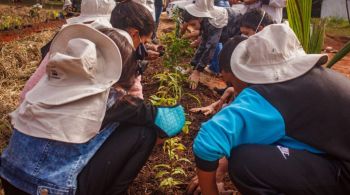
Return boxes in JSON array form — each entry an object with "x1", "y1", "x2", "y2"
[
  {"x1": 26, "y1": 24, "x2": 122, "y2": 105},
  {"x1": 231, "y1": 24, "x2": 328, "y2": 84},
  {"x1": 207, "y1": 0, "x2": 228, "y2": 28},
  {"x1": 185, "y1": 0, "x2": 214, "y2": 18},
  {"x1": 11, "y1": 24, "x2": 122, "y2": 143},
  {"x1": 66, "y1": 0, "x2": 116, "y2": 26}
]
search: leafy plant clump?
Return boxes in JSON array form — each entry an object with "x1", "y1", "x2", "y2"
[
  {"x1": 160, "y1": 32, "x2": 194, "y2": 69},
  {"x1": 153, "y1": 137, "x2": 191, "y2": 191}
]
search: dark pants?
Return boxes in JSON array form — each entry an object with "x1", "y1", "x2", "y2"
[
  {"x1": 228, "y1": 144, "x2": 350, "y2": 195},
  {"x1": 2, "y1": 124, "x2": 157, "y2": 195},
  {"x1": 153, "y1": 0, "x2": 163, "y2": 40}
]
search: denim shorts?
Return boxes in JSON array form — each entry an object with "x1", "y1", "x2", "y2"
[{"x1": 0, "y1": 123, "x2": 118, "y2": 195}]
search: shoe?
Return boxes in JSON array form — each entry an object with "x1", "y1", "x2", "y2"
[
  {"x1": 152, "y1": 38, "x2": 160, "y2": 45},
  {"x1": 204, "y1": 66, "x2": 216, "y2": 75}
]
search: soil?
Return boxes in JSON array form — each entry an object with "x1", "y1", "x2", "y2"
[
  {"x1": 324, "y1": 35, "x2": 350, "y2": 78},
  {"x1": 0, "y1": 7, "x2": 349, "y2": 195},
  {"x1": 0, "y1": 20, "x2": 65, "y2": 42}
]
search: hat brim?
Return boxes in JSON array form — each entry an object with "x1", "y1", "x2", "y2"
[
  {"x1": 26, "y1": 24, "x2": 122, "y2": 105},
  {"x1": 26, "y1": 75, "x2": 109, "y2": 106},
  {"x1": 185, "y1": 4, "x2": 213, "y2": 18},
  {"x1": 231, "y1": 40, "x2": 329, "y2": 84},
  {"x1": 66, "y1": 15, "x2": 111, "y2": 24}
]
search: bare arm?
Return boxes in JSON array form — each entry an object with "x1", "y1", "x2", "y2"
[{"x1": 197, "y1": 169, "x2": 219, "y2": 195}]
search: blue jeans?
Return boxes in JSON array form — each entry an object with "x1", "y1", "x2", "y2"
[
  {"x1": 0, "y1": 123, "x2": 118, "y2": 195},
  {"x1": 153, "y1": 0, "x2": 163, "y2": 39},
  {"x1": 215, "y1": 0, "x2": 230, "y2": 7},
  {"x1": 209, "y1": 43, "x2": 223, "y2": 74}
]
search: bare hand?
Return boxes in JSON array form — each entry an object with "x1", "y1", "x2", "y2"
[
  {"x1": 189, "y1": 70, "x2": 200, "y2": 89},
  {"x1": 145, "y1": 50, "x2": 160, "y2": 61},
  {"x1": 186, "y1": 176, "x2": 201, "y2": 195},
  {"x1": 186, "y1": 176, "x2": 227, "y2": 195},
  {"x1": 190, "y1": 101, "x2": 219, "y2": 116},
  {"x1": 216, "y1": 87, "x2": 235, "y2": 109}
]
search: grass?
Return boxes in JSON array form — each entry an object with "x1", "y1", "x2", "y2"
[
  {"x1": 325, "y1": 17, "x2": 350, "y2": 38},
  {"x1": 0, "y1": 30, "x2": 57, "y2": 153},
  {"x1": 0, "y1": 0, "x2": 63, "y2": 9}
]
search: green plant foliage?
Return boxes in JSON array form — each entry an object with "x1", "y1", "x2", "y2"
[
  {"x1": 327, "y1": 41, "x2": 350, "y2": 68},
  {"x1": 161, "y1": 32, "x2": 194, "y2": 69},
  {"x1": 153, "y1": 137, "x2": 191, "y2": 191},
  {"x1": 29, "y1": 6, "x2": 41, "y2": 18},
  {"x1": 287, "y1": 0, "x2": 312, "y2": 52},
  {"x1": 309, "y1": 18, "x2": 327, "y2": 54},
  {"x1": 0, "y1": 15, "x2": 23, "y2": 30}
]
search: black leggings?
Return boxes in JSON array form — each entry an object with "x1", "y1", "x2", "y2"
[
  {"x1": 228, "y1": 144, "x2": 350, "y2": 195},
  {"x1": 2, "y1": 124, "x2": 156, "y2": 195}
]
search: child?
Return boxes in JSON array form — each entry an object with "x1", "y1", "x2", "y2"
[
  {"x1": 181, "y1": 10, "x2": 202, "y2": 47},
  {"x1": 190, "y1": 8, "x2": 274, "y2": 116},
  {"x1": 243, "y1": 0, "x2": 286, "y2": 23},
  {"x1": 185, "y1": 0, "x2": 242, "y2": 89},
  {"x1": 190, "y1": 24, "x2": 350, "y2": 195}
]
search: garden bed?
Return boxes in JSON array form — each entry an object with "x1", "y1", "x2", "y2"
[{"x1": 0, "y1": 9, "x2": 350, "y2": 195}]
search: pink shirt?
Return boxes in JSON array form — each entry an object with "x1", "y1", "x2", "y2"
[{"x1": 20, "y1": 54, "x2": 49, "y2": 102}]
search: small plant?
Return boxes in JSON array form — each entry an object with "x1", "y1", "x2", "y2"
[
  {"x1": 309, "y1": 18, "x2": 327, "y2": 54},
  {"x1": 153, "y1": 71, "x2": 185, "y2": 99},
  {"x1": 153, "y1": 137, "x2": 191, "y2": 191},
  {"x1": 47, "y1": 10, "x2": 61, "y2": 20},
  {"x1": 287, "y1": 0, "x2": 312, "y2": 52},
  {"x1": 0, "y1": 16, "x2": 23, "y2": 30},
  {"x1": 160, "y1": 32, "x2": 194, "y2": 69},
  {"x1": 29, "y1": 5, "x2": 41, "y2": 18},
  {"x1": 0, "y1": 16, "x2": 11, "y2": 30}
]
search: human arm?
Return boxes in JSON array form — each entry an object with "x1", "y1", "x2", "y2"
[
  {"x1": 193, "y1": 88, "x2": 286, "y2": 170},
  {"x1": 197, "y1": 169, "x2": 219, "y2": 195},
  {"x1": 190, "y1": 87, "x2": 235, "y2": 115},
  {"x1": 183, "y1": 30, "x2": 200, "y2": 40},
  {"x1": 190, "y1": 19, "x2": 222, "y2": 72},
  {"x1": 189, "y1": 20, "x2": 222, "y2": 89},
  {"x1": 102, "y1": 92, "x2": 185, "y2": 138},
  {"x1": 187, "y1": 157, "x2": 228, "y2": 194}
]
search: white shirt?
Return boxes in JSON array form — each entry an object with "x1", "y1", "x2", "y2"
[{"x1": 246, "y1": 0, "x2": 287, "y2": 23}]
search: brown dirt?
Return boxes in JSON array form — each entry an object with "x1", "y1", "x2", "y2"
[
  {"x1": 0, "y1": 20, "x2": 65, "y2": 42},
  {"x1": 0, "y1": 10, "x2": 349, "y2": 195},
  {"x1": 324, "y1": 35, "x2": 350, "y2": 78}
]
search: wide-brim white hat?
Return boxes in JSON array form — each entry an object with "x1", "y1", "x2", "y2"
[
  {"x1": 185, "y1": 0, "x2": 213, "y2": 18},
  {"x1": 66, "y1": 0, "x2": 115, "y2": 24},
  {"x1": 26, "y1": 24, "x2": 122, "y2": 106},
  {"x1": 208, "y1": 6, "x2": 228, "y2": 28},
  {"x1": 231, "y1": 24, "x2": 328, "y2": 84}
]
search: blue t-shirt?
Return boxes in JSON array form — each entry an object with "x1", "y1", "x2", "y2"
[{"x1": 193, "y1": 88, "x2": 322, "y2": 171}]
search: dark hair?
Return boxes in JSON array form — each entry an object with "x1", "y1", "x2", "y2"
[
  {"x1": 219, "y1": 36, "x2": 247, "y2": 72},
  {"x1": 100, "y1": 28, "x2": 138, "y2": 90},
  {"x1": 110, "y1": 0, "x2": 155, "y2": 37},
  {"x1": 240, "y1": 9, "x2": 275, "y2": 30},
  {"x1": 182, "y1": 9, "x2": 198, "y2": 23}
]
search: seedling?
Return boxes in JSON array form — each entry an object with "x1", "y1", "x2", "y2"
[{"x1": 153, "y1": 137, "x2": 191, "y2": 191}]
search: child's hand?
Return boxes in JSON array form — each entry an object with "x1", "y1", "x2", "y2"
[
  {"x1": 189, "y1": 70, "x2": 200, "y2": 89},
  {"x1": 190, "y1": 101, "x2": 220, "y2": 116},
  {"x1": 186, "y1": 176, "x2": 227, "y2": 195},
  {"x1": 216, "y1": 87, "x2": 235, "y2": 109}
]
